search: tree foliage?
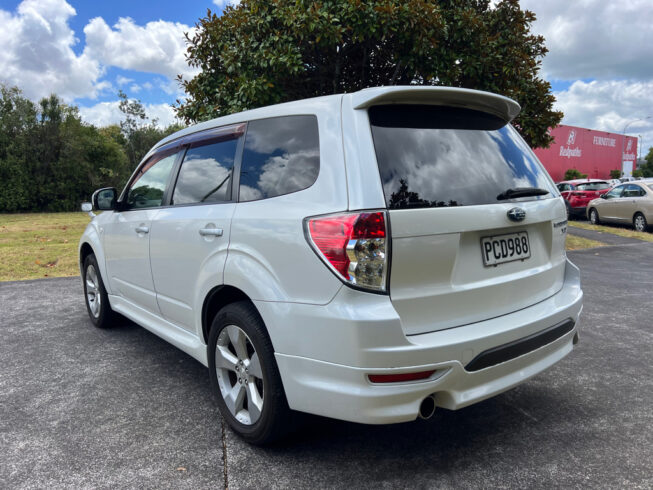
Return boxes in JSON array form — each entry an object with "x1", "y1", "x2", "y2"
[
  {"x1": 0, "y1": 85, "x2": 183, "y2": 212},
  {"x1": 564, "y1": 168, "x2": 587, "y2": 181},
  {"x1": 176, "y1": 0, "x2": 562, "y2": 148},
  {"x1": 639, "y1": 147, "x2": 653, "y2": 178}
]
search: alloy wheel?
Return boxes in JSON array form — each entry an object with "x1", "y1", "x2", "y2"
[
  {"x1": 635, "y1": 214, "x2": 646, "y2": 232},
  {"x1": 215, "y1": 325, "x2": 264, "y2": 425},
  {"x1": 85, "y1": 265, "x2": 101, "y2": 318}
]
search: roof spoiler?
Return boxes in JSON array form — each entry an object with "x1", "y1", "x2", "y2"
[{"x1": 351, "y1": 86, "x2": 521, "y2": 123}]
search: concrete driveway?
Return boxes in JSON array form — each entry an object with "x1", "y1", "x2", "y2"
[{"x1": 1, "y1": 243, "x2": 652, "y2": 489}]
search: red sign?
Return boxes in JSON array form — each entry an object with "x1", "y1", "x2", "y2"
[{"x1": 533, "y1": 125, "x2": 638, "y2": 182}]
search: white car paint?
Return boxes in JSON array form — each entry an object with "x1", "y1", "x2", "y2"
[{"x1": 80, "y1": 86, "x2": 583, "y2": 425}]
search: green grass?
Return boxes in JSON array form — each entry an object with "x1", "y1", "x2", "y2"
[
  {"x1": 565, "y1": 234, "x2": 606, "y2": 251},
  {"x1": 0, "y1": 212, "x2": 612, "y2": 282},
  {"x1": 0, "y1": 212, "x2": 91, "y2": 281},
  {"x1": 569, "y1": 221, "x2": 653, "y2": 242}
]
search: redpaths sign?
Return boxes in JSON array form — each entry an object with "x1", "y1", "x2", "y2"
[{"x1": 533, "y1": 125, "x2": 638, "y2": 182}]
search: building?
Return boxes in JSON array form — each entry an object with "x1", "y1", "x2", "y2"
[{"x1": 532, "y1": 125, "x2": 638, "y2": 182}]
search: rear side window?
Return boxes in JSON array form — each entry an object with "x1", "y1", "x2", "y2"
[
  {"x1": 369, "y1": 105, "x2": 555, "y2": 209},
  {"x1": 239, "y1": 116, "x2": 319, "y2": 202},
  {"x1": 623, "y1": 184, "x2": 645, "y2": 197},
  {"x1": 172, "y1": 138, "x2": 238, "y2": 205}
]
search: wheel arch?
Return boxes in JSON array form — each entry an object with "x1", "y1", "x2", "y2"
[{"x1": 201, "y1": 285, "x2": 260, "y2": 345}]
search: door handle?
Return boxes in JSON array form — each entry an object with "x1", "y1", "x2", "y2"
[
  {"x1": 135, "y1": 226, "x2": 149, "y2": 234},
  {"x1": 199, "y1": 227, "x2": 223, "y2": 237}
]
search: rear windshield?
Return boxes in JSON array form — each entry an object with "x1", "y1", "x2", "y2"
[
  {"x1": 369, "y1": 105, "x2": 555, "y2": 209},
  {"x1": 576, "y1": 182, "x2": 609, "y2": 191}
]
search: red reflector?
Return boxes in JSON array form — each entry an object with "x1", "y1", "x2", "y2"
[{"x1": 368, "y1": 370, "x2": 435, "y2": 383}]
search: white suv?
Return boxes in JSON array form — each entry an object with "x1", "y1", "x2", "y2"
[{"x1": 79, "y1": 86, "x2": 583, "y2": 444}]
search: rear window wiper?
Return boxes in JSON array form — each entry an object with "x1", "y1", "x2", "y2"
[{"x1": 497, "y1": 187, "x2": 550, "y2": 200}]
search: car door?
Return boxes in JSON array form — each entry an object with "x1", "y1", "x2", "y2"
[
  {"x1": 149, "y1": 125, "x2": 243, "y2": 333},
  {"x1": 103, "y1": 148, "x2": 181, "y2": 314},
  {"x1": 597, "y1": 185, "x2": 625, "y2": 222},
  {"x1": 616, "y1": 184, "x2": 644, "y2": 221}
]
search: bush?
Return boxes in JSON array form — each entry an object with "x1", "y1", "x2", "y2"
[
  {"x1": 609, "y1": 169, "x2": 622, "y2": 179},
  {"x1": 564, "y1": 168, "x2": 587, "y2": 180}
]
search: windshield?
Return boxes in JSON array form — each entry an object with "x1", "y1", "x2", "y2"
[
  {"x1": 369, "y1": 105, "x2": 555, "y2": 209},
  {"x1": 576, "y1": 182, "x2": 609, "y2": 191}
]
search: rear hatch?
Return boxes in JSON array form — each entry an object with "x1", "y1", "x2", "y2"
[
  {"x1": 571, "y1": 182, "x2": 611, "y2": 206},
  {"x1": 368, "y1": 104, "x2": 567, "y2": 336}
]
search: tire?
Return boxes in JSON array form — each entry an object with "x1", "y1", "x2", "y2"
[
  {"x1": 589, "y1": 208, "x2": 600, "y2": 225},
  {"x1": 633, "y1": 213, "x2": 648, "y2": 232},
  {"x1": 565, "y1": 201, "x2": 572, "y2": 220},
  {"x1": 82, "y1": 254, "x2": 115, "y2": 328},
  {"x1": 208, "y1": 301, "x2": 293, "y2": 445}
]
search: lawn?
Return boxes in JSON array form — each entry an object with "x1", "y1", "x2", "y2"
[
  {"x1": 568, "y1": 220, "x2": 653, "y2": 242},
  {"x1": 0, "y1": 212, "x2": 91, "y2": 282},
  {"x1": 565, "y1": 234, "x2": 606, "y2": 251},
  {"x1": 1, "y1": 212, "x2": 612, "y2": 282}
]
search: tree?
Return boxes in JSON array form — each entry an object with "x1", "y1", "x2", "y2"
[
  {"x1": 176, "y1": 0, "x2": 562, "y2": 148},
  {"x1": 118, "y1": 91, "x2": 184, "y2": 169},
  {"x1": 609, "y1": 169, "x2": 622, "y2": 179},
  {"x1": 564, "y1": 168, "x2": 587, "y2": 180},
  {"x1": 639, "y1": 147, "x2": 653, "y2": 178}
]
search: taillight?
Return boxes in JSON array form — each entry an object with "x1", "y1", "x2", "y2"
[{"x1": 305, "y1": 211, "x2": 388, "y2": 293}]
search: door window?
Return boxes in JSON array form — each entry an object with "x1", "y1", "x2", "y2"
[
  {"x1": 623, "y1": 184, "x2": 645, "y2": 197},
  {"x1": 239, "y1": 116, "x2": 320, "y2": 201},
  {"x1": 172, "y1": 138, "x2": 239, "y2": 205},
  {"x1": 604, "y1": 186, "x2": 625, "y2": 199},
  {"x1": 126, "y1": 152, "x2": 178, "y2": 209}
]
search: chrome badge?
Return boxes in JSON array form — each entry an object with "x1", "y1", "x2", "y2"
[{"x1": 507, "y1": 207, "x2": 526, "y2": 222}]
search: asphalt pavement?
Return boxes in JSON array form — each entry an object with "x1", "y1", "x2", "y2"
[{"x1": 1, "y1": 242, "x2": 652, "y2": 489}]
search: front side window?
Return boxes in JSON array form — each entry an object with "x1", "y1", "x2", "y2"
[
  {"x1": 126, "y1": 151, "x2": 178, "y2": 209},
  {"x1": 239, "y1": 115, "x2": 320, "y2": 202},
  {"x1": 172, "y1": 138, "x2": 238, "y2": 205},
  {"x1": 369, "y1": 105, "x2": 556, "y2": 209},
  {"x1": 604, "y1": 186, "x2": 625, "y2": 199}
]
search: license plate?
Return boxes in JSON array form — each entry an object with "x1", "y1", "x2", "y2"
[{"x1": 481, "y1": 231, "x2": 530, "y2": 266}]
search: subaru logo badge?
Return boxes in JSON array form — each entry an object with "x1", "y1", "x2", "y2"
[{"x1": 507, "y1": 207, "x2": 526, "y2": 222}]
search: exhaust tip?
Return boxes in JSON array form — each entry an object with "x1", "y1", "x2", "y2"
[{"x1": 418, "y1": 395, "x2": 436, "y2": 420}]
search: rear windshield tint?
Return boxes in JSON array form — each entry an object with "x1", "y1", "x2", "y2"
[
  {"x1": 576, "y1": 182, "x2": 609, "y2": 191},
  {"x1": 369, "y1": 105, "x2": 555, "y2": 209}
]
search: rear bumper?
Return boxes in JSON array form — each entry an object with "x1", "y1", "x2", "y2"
[
  {"x1": 568, "y1": 205, "x2": 587, "y2": 217},
  {"x1": 260, "y1": 259, "x2": 583, "y2": 424}
]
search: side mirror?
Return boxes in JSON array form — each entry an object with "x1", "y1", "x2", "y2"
[
  {"x1": 81, "y1": 202, "x2": 95, "y2": 218},
  {"x1": 92, "y1": 187, "x2": 117, "y2": 211}
]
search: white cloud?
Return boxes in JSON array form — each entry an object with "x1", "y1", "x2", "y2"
[
  {"x1": 213, "y1": 0, "x2": 242, "y2": 8},
  {"x1": 522, "y1": 0, "x2": 653, "y2": 81},
  {"x1": 116, "y1": 75, "x2": 134, "y2": 87},
  {"x1": 0, "y1": 0, "x2": 102, "y2": 101},
  {"x1": 83, "y1": 16, "x2": 198, "y2": 80},
  {"x1": 554, "y1": 80, "x2": 653, "y2": 156},
  {"x1": 129, "y1": 84, "x2": 141, "y2": 93},
  {"x1": 78, "y1": 101, "x2": 180, "y2": 128}
]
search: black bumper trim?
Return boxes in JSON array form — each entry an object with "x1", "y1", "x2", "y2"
[{"x1": 464, "y1": 319, "x2": 575, "y2": 372}]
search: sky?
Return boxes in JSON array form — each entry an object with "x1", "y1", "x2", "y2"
[{"x1": 0, "y1": 0, "x2": 652, "y2": 156}]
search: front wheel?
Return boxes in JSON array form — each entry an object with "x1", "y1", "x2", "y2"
[
  {"x1": 208, "y1": 301, "x2": 293, "y2": 445},
  {"x1": 634, "y1": 213, "x2": 648, "y2": 232},
  {"x1": 83, "y1": 254, "x2": 115, "y2": 328},
  {"x1": 589, "y1": 208, "x2": 600, "y2": 225}
]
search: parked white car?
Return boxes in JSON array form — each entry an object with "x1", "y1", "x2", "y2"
[{"x1": 79, "y1": 86, "x2": 583, "y2": 444}]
